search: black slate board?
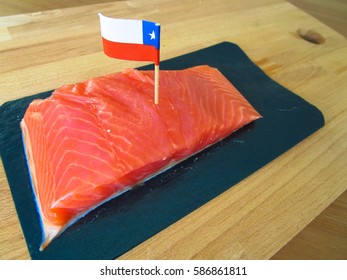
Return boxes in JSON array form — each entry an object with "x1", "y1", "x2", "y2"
[{"x1": 0, "y1": 42, "x2": 324, "y2": 259}]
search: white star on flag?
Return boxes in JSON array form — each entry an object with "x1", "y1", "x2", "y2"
[{"x1": 149, "y1": 30, "x2": 156, "y2": 40}]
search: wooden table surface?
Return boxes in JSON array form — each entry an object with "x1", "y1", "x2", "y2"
[{"x1": 0, "y1": 0, "x2": 346, "y2": 260}]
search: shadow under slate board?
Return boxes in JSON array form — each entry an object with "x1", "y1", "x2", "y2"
[{"x1": 0, "y1": 42, "x2": 324, "y2": 259}]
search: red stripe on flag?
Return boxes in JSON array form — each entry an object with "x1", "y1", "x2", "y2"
[{"x1": 102, "y1": 38, "x2": 159, "y2": 65}]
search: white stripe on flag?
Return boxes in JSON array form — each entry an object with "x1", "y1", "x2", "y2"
[{"x1": 99, "y1": 13, "x2": 143, "y2": 44}]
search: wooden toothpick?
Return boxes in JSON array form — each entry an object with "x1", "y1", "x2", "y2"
[{"x1": 154, "y1": 64, "x2": 159, "y2": 105}]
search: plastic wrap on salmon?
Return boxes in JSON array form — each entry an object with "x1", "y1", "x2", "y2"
[{"x1": 20, "y1": 65, "x2": 262, "y2": 249}]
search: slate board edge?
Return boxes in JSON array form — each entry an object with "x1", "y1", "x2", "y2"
[{"x1": 0, "y1": 42, "x2": 325, "y2": 259}]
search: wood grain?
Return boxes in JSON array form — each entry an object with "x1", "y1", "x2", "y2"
[
  {"x1": 272, "y1": 190, "x2": 347, "y2": 259},
  {"x1": 0, "y1": 0, "x2": 117, "y2": 17},
  {"x1": 288, "y1": 0, "x2": 347, "y2": 37},
  {"x1": 2, "y1": 0, "x2": 345, "y2": 38},
  {"x1": 0, "y1": 0, "x2": 346, "y2": 259}
]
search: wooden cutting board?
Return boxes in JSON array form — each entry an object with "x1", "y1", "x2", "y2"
[
  {"x1": 0, "y1": 42, "x2": 324, "y2": 259},
  {"x1": 0, "y1": 0, "x2": 346, "y2": 260}
]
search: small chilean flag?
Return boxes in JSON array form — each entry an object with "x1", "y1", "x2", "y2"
[{"x1": 99, "y1": 13, "x2": 160, "y2": 65}]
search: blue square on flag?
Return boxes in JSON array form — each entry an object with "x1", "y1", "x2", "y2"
[{"x1": 143, "y1": 21, "x2": 160, "y2": 49}]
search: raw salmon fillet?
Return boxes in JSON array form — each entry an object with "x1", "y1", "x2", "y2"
[{"x1": 21, "y1": 65, "x2": 261, "y2": 249}]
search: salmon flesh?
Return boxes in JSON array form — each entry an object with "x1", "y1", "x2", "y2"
[{"x1": 21, "y1": 65, "x2": 261, "y2": 249}]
